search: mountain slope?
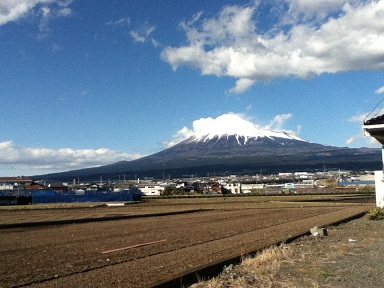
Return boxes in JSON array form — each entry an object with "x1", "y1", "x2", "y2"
[{"x1": 36, "y1": 134, "x2": 381, "y2": 181}]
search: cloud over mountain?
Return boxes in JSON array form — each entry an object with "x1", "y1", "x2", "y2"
[
  {"x1": 163, "y1": 113, "x2": 302, "y2": 148},
  {"x1": 161, "y1": 0, "x2": 384, "y2": 93}
]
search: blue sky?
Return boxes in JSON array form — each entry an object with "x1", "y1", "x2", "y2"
[{"x1": 1, "y1": 0, "x2": 384, "y2": 176}]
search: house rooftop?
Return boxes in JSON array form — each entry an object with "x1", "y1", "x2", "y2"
[{"x1": 362, "y1": 111, "x2": 384, "y2": 145}]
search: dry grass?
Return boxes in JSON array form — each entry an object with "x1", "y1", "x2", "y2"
[
  {"x1": 191, "y1": 245, "x2": 297, "y2": 288},
  {"x1": 190, "y1": 235, "x2": 348, "y2": 288},
  {"x1": 191, "y1": 229, "x2": 369, "y2": 288}
]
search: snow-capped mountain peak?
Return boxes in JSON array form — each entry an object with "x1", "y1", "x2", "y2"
[{"x1": 190, "y1": 114, "x2": 305, "y2": 144}]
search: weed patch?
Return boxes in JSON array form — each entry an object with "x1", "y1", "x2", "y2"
[{"x1": 367, "y1": 207, "x2": 384, "y2": 220}]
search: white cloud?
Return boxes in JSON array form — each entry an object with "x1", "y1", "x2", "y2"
[
  {"x1": 346, "y1": 133, "x2": 363, "y2": 145},
  {"x1": 161, "y1": 1, "x2": 384, "y2": 93},
  {"x1": 229, "y1": 79, "x2": 256, "y2": 94},
  {"x1": 348, "y1": 112, "x2": 368, "y2": 123},
  {"x1": 129, "y1": 31, "x2": 146, "y2": 43},
  {"x1": 346, "y1": 133, "x2": 379, "y2": 147},
  {"x1": 0, "y1": 0, "x2": 73, "y2": 30},
  {"x1": 347, "y1": 111, "x2": 382, "y2": 147},
  {"x1": 346, "y1": 112, "x2": 367, "y2": 146},
  {"x1": 0, "y1": 141, "x2": 143, "y2": 174},
  {"x1": 107, "y1": 17, "x2": 130, "y2": 26},
  {"x1": 57, "y1": 7, "x2": 70, "y2": 16},
  {"x1": 0, "y1": 0, "x2": 47, "y2": 25},
  {"x1": 38, "y1": 6, "x2": 52, "y2": 36},
  {"x1": 130, "y1": 23, "x2": 156, "y2": 43},
  {"x1": 286, "y1": 0, "x2": 360, "y2": 22},
  {"x1": 163, "y1": 112, "x2": 300, "y2": 147},
  {"x1": 51, "y1": 42, "x2": 62, "y2": 52},
  {"x1": 375, "y1": 86, "x2": 384, "y2": 94},
  {"x1": 162, "y1": 126, "x2": 195, "y2": 148},
  {"x1": 265, "y1": 113, "x2": 292, "y2": 130},
  {"x1": 265, "y1": 113, "x2": 301, "y2": 136}
]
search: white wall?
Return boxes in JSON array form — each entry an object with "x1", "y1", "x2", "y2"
[{"x1": 374, "y1": 171, "x2": 384, "y2": 208}]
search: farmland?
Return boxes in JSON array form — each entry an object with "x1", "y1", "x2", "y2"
[{"x1": 0, "y1": 196, "x2": 374, "y2": 287}]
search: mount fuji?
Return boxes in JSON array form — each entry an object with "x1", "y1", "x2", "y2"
[{"x1": 36, "y1": 114, "x2": 381, "y2": 181}]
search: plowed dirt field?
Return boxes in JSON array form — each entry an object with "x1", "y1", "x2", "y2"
[{"x1": 0, "y1": 196, "x2": 373, "y2": 287}]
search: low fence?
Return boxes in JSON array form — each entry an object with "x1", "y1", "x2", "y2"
[{"x1": 31, "y1": 189, "x2": 142, "y2": 204}]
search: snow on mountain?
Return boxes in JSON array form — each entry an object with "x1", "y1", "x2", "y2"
[{"x1": 189, "y1": 114, "x2": 305, "y2": 144}]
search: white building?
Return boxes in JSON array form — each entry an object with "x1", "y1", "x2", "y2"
[
  {"x1": 363, "y1": 119, "x2": 384, "y2": 208},
  {"x1": 140, "y1": 185, "x2": 163, "y2": 196},
  {"x1": 224, "y1": 183, "x2": 241, "y2": 194}
]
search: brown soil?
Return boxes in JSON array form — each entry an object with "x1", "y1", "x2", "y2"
[{"x1": 0, "y1": 197, "x2": 373, "y2": 288}]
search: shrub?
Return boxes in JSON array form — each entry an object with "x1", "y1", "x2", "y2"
[{"x1": 367, "y1": 207, "x2": 384, "y2": 220}]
